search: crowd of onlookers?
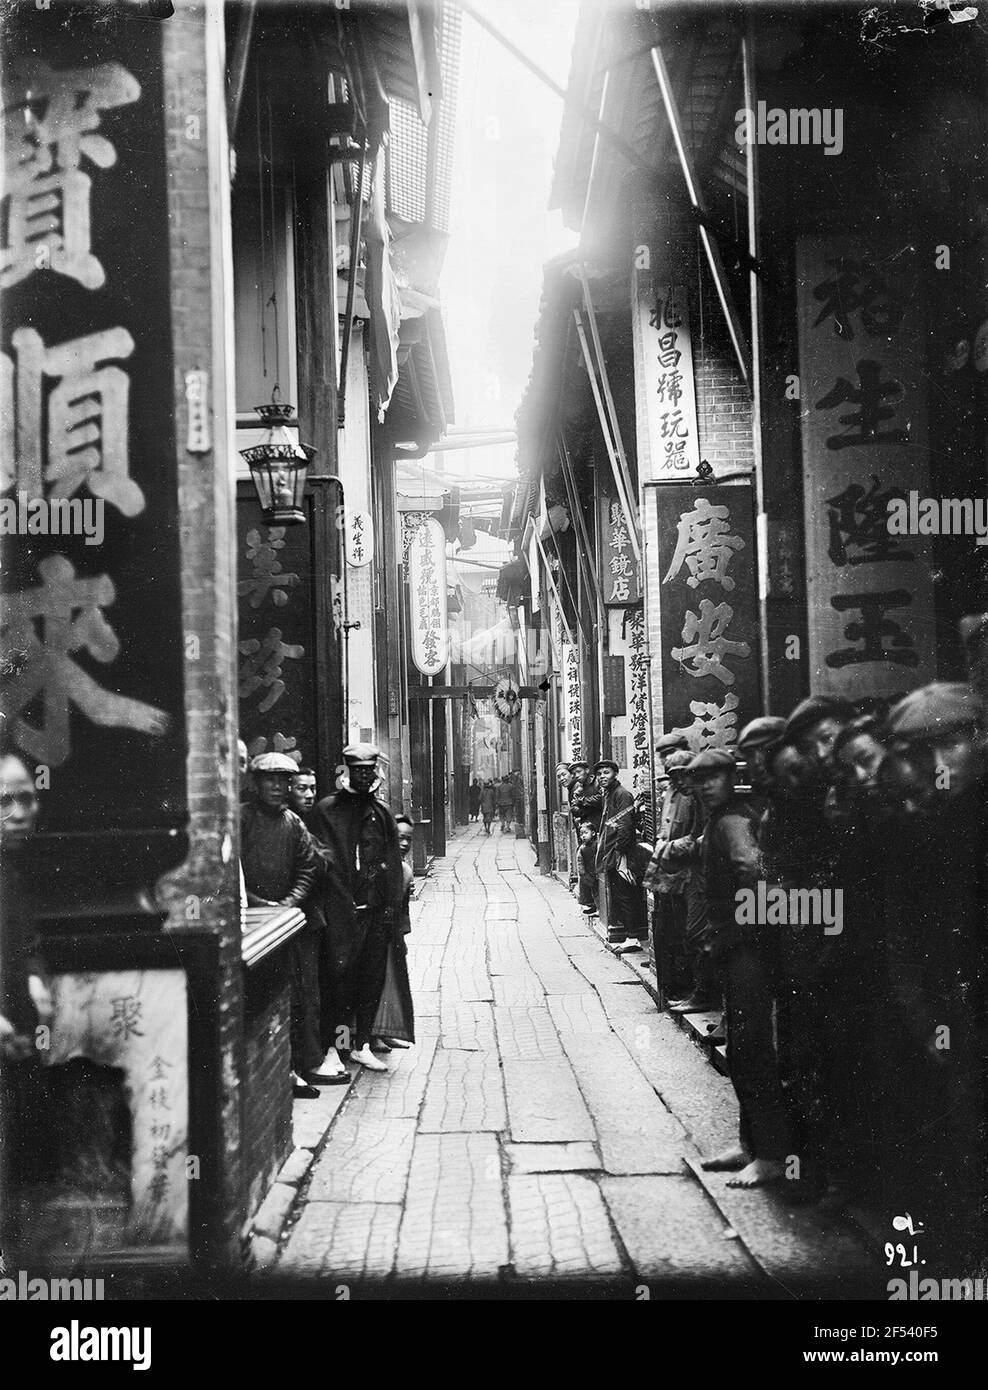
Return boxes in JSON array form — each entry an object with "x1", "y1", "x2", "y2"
[{"x1": 557, "y1": 678, "x2": 987, "y2": 1265}]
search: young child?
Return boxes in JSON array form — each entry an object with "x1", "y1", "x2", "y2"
[{"x1": 576, "y1": 818, "x2": 598, "y2": 916}]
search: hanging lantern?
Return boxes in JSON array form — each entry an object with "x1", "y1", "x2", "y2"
[{"x1": 240, "y1": 401, "x2": 315, "y2": 525}]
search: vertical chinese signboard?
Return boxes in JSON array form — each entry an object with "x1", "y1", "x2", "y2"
[
  {"x1": 0, "y1": 16, "x2": 187, "y2": 905},
  {"x1": 407, "y1": 513, "x2": 449, "y2": 677},
  {"x1": 657, "y1": 486, "x2": 758, "y2": 750},
  {"x1": 625, "y1": 607, "x2": 651, "y2": 796},
  {"x1": 600, "y1": 497, "x2": 642, "y2": 604},
  {"x1": 561, "y1": 641, "x2": 583, "y2": 762},
  {"x1": 237, "y1": 502, "x2": 317, "y2": 767},
  {"x1": 796, "y1": 237, "x2": 936, "y2": 699},
  {"x1": 632, "y1": 271, "x2": 700, "y2": 480}
]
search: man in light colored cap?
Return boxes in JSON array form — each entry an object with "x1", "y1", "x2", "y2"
[
  {"x1": 655, "y1": 731, "x2": 690, "y2": 754},
  {"x1": 687, "y1": 745, "x2": 791, "y2": 1188},
  {"x1": 241, "y1": 752, "x2": 329, "y2": 1096},
  {"x1": 308, "y1": 743, "x2": 405, "y2": 1073}
]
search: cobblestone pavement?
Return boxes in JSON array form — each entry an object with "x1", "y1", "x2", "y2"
[{"x1": 275, "y1": 824, "x2": 881, "y2": 1296}]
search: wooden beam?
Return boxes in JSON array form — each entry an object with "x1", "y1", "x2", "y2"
[
  {"x1": 408, "y1": 686, "x2": 545, "y2": 700},
  {"x1": 226, "y1": 0, "x2": 257, "y2": 142}
]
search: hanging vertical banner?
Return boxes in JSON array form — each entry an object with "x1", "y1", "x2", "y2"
[
  {"x1": 345, "y1": 509, "x2": 374, "y2": 567},
  {"x1": 407, "y1": 514, "x2": 449, "y2": 676},
  {"x1": 600, "y1": 496, "x2": 643, "y2": 605},
  {"x1": 625, "y1": 607, "x2": 652, "y2": 794},
  {"x1": 797, "y1": 236, "x2": 936, "y2": 699},
  {"x1": 656, "y1": 485, "x2": 758, "y2": 750},
  {"x1": 631, "y1": 270, "x2": 700, "y2": 481},
  {"x1": 0, "y1": 17, "x2": 187, "y2": 903},
  {"x1": 561, "y1": 641, "x2": 583, "y2": 761}
]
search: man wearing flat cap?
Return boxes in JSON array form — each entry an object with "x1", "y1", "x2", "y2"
[
  {"x1": 308, "y1": 743, "x2": 405, "y2": 1073},
  {"x1": 241, "y1": 753, "x2": 326, "y2": 1094},
  {"x1": 568, "y1": 759, "x2": 603, "y2": 833},
  {"x1": 593, "y1": 759, "x2": 646, "y2": 952},
  {"x1": 687, "y1": 747, "x2": 791, "y2": 1188}
]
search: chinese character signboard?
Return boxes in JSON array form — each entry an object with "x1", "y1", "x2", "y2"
[
  {"x1": 345, "y1": 509, "x2": 373, "y2": 567},
  {"x1": 561, "y1": 641, "x2": 583, "y2": 762},
  {"x1": 631, "y1": 271, "x2": 700, "y2": 480},
  {"x1": 237, "y1": 501, "x2": 317, "y2": 767},
  {"x1": 657, "y1": 486, "x2": 758, "y2": 751},
  {"x1": 625, "y1": 607, "x2": 652, "y2": 795},
  {"x1": 600, "y1": 497, "x2": 642, "y2": 605},
  {"x1": 0, "y1": 17, "x2": 187, "y2": 901},
  {"x1": 407, "y1": 514, "x2": 449, "y2": 677},
  {"x1": 796, "y1": 237, "x2": 936, "y2": 699}
]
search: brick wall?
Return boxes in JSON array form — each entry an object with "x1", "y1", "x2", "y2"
[
  {"x1": 692, "y1": 270, "x2": 755, "y2": 475},
  {"x1": 242, "y1": 961, "x2": 294, "y2": 1221}
]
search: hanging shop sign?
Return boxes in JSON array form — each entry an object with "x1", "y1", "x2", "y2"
[
  {"x1": 0, "y1": 17, "x2": 187, "y2": 904},
  {"x1": 600, "y1": 496, "x2": 643, "y2": 605},
  {"x1": 407, "y1": 513, "x2": 449, "y2": 676},
  {"x1": 631, "y1": 271, "x2": 700, "y2": 481},
  {"x1": 345, "y1": 509, "x2": 374, "y2": 567},
  {"x1": 493, "y1": 677, "x2": 521, "y2": 723},
  {"x1": 796, "y1": 236, "x2": 936, "y2": 701},
  {"x1": 561, "y1": 641, "x2": 583, "y2": 761},
  {"x1": 625, "y1": 607, "x2": 652, "y2": 794},
  {"x1": 656, "y1": 485, "x2": 758, "y2": 751}
]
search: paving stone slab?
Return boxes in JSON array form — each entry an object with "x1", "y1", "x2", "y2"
[
  {"x1": 281, "y1": 1202, "x2": 402, "y2": 1280},
  {"x1": 547, "y1": 992, "x2": 612, "y2": 1038},
  {"x1": 508, "y1": 1173, "x2": 624, "y2": 1278},
  {"x1": 506, "y1": 1141, "x2": 602, "y2": 1174},
  {"x1": 492, "y1": 973, "x2": 546, "y2": 1006},
  {"x1": 395, "y1": 1132, "x2": 508, "y2": 1279},
  {"x1": 439, "y1": 999, "x2": 497, "y2": 1052},
  {"x1": 291, "y1": 1079, "x2": 352, "y2": 1151},
  {"x1": 306, "y1": 1116, "x2": 416, "y2": 1204},
  {"x1": 418, "y1": 1048, "x2": 506, "y2": 1132},
  {"x1": 343, "y1": 1039, "x2": 438, "y2": 1120},
  {"x1": 494, "y1": 1004, "x2": 565, "y2": 1061},
  {"x1": 503, "y1": 1057, "x2": 595, "y2": 1143},
  {"x1": 599, "y1": 1175, "x2": 760, "y2": 1287},
  {"x1": 594, "y1": 982, "x2": 659, "y2": 1017},
  {"x1": 561, "y1": 1034, "x2": 688, "y2": 1174}
]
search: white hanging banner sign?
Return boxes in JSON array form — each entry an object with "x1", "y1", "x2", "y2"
[
  {"x1": 407, "y1": 514, "x2": 449, "y2": 676},
  {"x1": 345, "y1": 509, "x2": 374, "y2": 567},
  {"x1": 632, "y1": 270, "x2": 700, "y2": 481},
  {"x1": 561, "y1": 641, "x2": 583, "y2": 762}
]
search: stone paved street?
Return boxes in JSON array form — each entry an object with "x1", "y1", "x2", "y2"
[{"x1": 274, "y1": 823, "x2": 881, "y2": 1295}]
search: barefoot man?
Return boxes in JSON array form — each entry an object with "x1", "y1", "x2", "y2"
[{"x1": 687, "y1": 749, "x2": 791, "y2": 1189}]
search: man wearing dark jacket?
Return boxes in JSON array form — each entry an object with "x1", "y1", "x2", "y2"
[
  {"x1": 594, "y1": 760, "x2": 645, "y2": 951},
  {"x1": 240, "y1": 753, "x2": 328, "y2": 1095},
  {"x1": 689, "y1": 748, "x2": 791, "y2": 1189},
  {"x1": 308, "y1": 743, "x2": 405, "y2": 1073}
]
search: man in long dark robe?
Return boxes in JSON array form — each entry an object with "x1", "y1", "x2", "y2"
[
  {"x1": 308, "y1": 743, "x2": 405, "y2": 1073},
  {"x1": 593, "y1": 759, "x2": 645, "y2": 951}
]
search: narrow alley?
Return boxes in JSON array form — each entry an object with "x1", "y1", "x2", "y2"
[{"x1": 266, "y1": 826, "x2": 878, "y2": 1296}]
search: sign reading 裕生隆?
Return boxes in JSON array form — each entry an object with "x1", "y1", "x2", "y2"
[{"x1": 796, "y1": 236, "x2": 936, "y2": 699}]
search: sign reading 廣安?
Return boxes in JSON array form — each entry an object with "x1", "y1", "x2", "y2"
[{"x1": 656, "y1": 486, "x2": 758, "y2": 752}]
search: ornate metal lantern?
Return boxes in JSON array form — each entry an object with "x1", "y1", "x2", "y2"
[{"x1": 240, "y1": 401, "x2": 316, "y2": 525}]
